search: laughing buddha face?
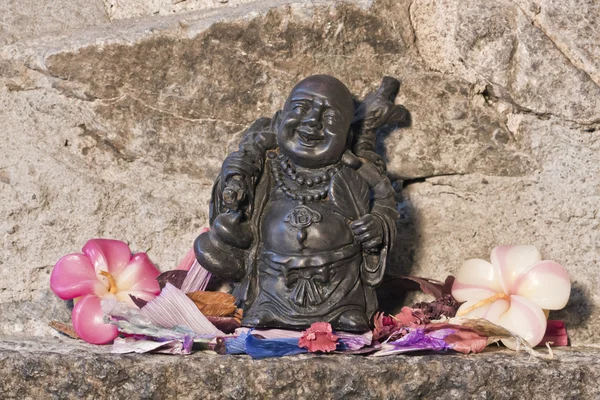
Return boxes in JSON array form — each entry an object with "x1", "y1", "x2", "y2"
[{"x1": 277, "y1": 75, "x2": 355, "y2": 169}]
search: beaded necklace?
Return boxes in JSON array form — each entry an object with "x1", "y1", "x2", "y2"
[{"x1": 267, "y1": 151, "x2": 341, "y2": 204}]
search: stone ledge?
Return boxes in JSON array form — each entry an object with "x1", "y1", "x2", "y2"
[{"x1": 1, "y1": 337, "x2": 599, "y2": 399}]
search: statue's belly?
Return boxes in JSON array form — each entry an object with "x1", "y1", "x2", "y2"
[{"x1": 261, "y1": 197, "x2": 354, "y2": 254}]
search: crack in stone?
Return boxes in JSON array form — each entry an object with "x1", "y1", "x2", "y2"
[
  {"x1": 510, "y1": 0, "x2": 600, "y2": 89},
  {"x1": 407, "y1": 0, "x2": 423, "y2": 61},
  {"x1": 115, "y1": 94, "x2": 248, "y2": 127}
]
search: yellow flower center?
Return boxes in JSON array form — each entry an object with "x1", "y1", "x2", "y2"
[
  {"x1": 99, "y1": 270, "x2": 118, "y2": 294},
  {"x1": 456, "y1": 293, "x2": 510, "y2": 317}
]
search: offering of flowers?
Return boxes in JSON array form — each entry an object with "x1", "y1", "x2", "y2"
[{"x1": 49, "y1": 239, "x2": 570, "y2": 359}]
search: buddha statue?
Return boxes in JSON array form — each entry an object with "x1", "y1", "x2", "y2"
[{"x1": 195, "y1": 75, "x2": 406, "y2": 332}]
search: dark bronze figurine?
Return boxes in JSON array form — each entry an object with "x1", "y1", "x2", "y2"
[{"x1": 195, "y1": 75, "x2": 406, "y2": 332}]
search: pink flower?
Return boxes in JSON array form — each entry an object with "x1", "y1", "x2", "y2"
[
  {"x1": 452, "y1": 245, "x2": 570, "y2": 348},
  {"x1": 50, "y1": 239, "x2": 161, "y2": 344},
  {"x1": 298, "y1": 322, "x2": 339, "y2": 353},
  {"x1": 176, "y1": 228, "x2": 209, "y2": 271}
]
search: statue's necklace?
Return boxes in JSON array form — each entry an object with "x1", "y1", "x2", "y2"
[{"x1": 267, "y1": 152, "x2": 341, "y2": 204}]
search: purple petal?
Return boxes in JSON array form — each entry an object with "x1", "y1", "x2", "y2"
[
  {"x1": 373, "y1": 328, "x2": 452, "y2": 357},
  {"x1": 180, "y1": 260, "x2": 212, "y2": 293},
  {"x1": 336, "y1": 331, "x2": 373, "y2": 350},
  {"x1": 140, "y1": 283, "x2": 223, "y2": 337}
]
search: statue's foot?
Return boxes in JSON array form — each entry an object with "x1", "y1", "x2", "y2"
[
  {"x1": 331, "y1": 309, "x2": 370, "y2": 332},
  {"x1": 213, "y1": 212, "x2": 253, "y2": 249},
  {"x1": 194, "y1": 230, "x2": 245, "y2": 280}
]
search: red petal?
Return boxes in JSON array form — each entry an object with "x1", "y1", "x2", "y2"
[
  {"x1": 541, "y1": 320, "x2": 569, "y2": 347},
  {"x1": 50, "y1": 253, "x2": 101, "y2": 300},
  {"x1": 82, "y1": 239, "x2": 132, "y2": 276},
  {"x1": 72, "y1": 295, "x2": 118, "y2": 344}
]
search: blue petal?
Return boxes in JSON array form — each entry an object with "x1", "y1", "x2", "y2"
[
  {"x1": 224, "y1": 332, "x2": 249, "y2": 355},
  {"x1": 245, "y1": 334, "x2": 308, "y2": 359}
]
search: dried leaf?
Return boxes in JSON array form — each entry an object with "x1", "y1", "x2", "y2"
[
  {"x1": 329, "y1": 167, "x2": 370, "y2": 220},
  {"x1": 156, "y1": 270, "x2": 188, "y2": 290},
  {"x1": 206, "y1": 316, "x2": 240, "y2": 334},
  {"x1": 186, "y1": 291, "x2": 238, "y2": 317},
  {"x1": 49, "y1": 321, "x2": 79, "y2": 339}
]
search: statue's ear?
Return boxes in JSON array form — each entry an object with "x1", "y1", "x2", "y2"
[{"x1": 270, "y1": 110, "x2": 283, "y2": 132}]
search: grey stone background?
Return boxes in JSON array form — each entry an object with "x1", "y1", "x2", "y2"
[{"x1": 0, "y1": 0, "x2": 598, "y2": 345}]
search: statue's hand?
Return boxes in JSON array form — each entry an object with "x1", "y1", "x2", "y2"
[
  {"x1": 350, "y1": 214, "x2": 383, "y2": 251},
  {"x1": 222, "y1": 175, "x2": 247, "y2": 211}
]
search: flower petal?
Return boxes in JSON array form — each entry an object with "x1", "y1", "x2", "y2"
[
  {"x1": 456, "y1": 298, "x2": 509, "y2": 322},
  {"x1": 82, "y1": 239, "x2": 132, "y2": 276},
  {"x1": 72, "y1": 294, "x2": 119, "y2": 344},
  {"x1": 498, "y1": 295, "x2": 547, "y2": 349},
  {"x1": 115, "y1": 253, "x2": 161, "y2": 294},
  {"x1": 491, "y1": 245, "x2": 542, "y2": 291},
  {"x1": 452, "y1": 258, "x2": 504, "y2": 302},
  {"x1": 512, "y1": 260, "x2": 571, "y2": 309},
  {"x1": 50, "y1": 254, "x2": 102, "y2": 300}
]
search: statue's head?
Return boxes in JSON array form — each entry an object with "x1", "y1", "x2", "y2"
[{"x1": 277, "y1": 75, "x2": 354, "y2": 168}]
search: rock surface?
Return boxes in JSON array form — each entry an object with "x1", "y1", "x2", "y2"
[
  {"x1": 1, "y1": 336, "x2": 599, "y2": 399},
  {"x1": 0, "y1": 0, "x2": 598, "y2": 346}
]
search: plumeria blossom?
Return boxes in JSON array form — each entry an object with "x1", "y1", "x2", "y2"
[
  {"x1": 452, "y1": 245, "x2": 570, "y2": 349},
  {"x1": 50, "y1": 239, "x2": 161, "y2": 344}
]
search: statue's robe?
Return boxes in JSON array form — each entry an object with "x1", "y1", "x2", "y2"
[{"x1": 203, "y1": 117, "x2": 398, "y2": 332}]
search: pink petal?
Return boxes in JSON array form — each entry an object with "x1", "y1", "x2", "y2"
[
  {"x1": 72, "y1": 294, "x2": 119, "y2": 344},
  {"x1": 115, "y1": 253, "x2": 161, "y2": 294},
  {"x1": 140, "y1": 283, "x2": 224, "y2": 336},
  {"x1": 180, "y1": 260, "x2": 212, "y2": 293},
  {"x1": 452, "y1": 258, "x2": 504, "y2": 302},
  {"x1": 82, "y1": 239, "x2": 132, "y2": 276},
  {"x1": 498, "y1": 295, "x2": 547, "y2": 349},
  {"x1": 50, "y1": 254, "x2": 103, "y2": 300},
  {"x1": 512, "y1": 260, "x2": 571, "y2": 310},
  {"x1": 491, "y1": 245, "x2": 542, "y2": 292},
  {"x1": 175, "y1": 248, "x2": 197, "y2": 271}
]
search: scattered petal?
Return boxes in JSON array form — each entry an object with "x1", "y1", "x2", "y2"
[
  {"x1": 140, "y1": 283, "x2": 224, "y2": 337},
  {"x1": 180, "y1": 260, "x2": 212, "y2": 293},
  {"x1": 542, "y1": 320, "x2": 569, "y2": 347},
  {"x1": 245, "y1": 334, "x2": 308, "y2": 359},
  {"x1": 157, "y1": 270, "x2": 188, "y2": 290},
  {"x1": 372, "y1": 328, "x2": 451, "y2": 357},
  {"x1": 336, "y1": 331, "x2": 373, "y2": 350},
  {"x1": 298, "y1": 322, "x2": 339, "y2": 353},
  {"x1": 112, "y1": 337, "x2": 184, "y2": 354},
  {"x1": 224, "y1": 331, "x2": 249, "y2": 355},
  {"x1": 175, "y1": 247, "x2": 198, "y2": 271}
]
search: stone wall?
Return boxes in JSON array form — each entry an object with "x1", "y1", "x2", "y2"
[{"x1": 0, "y1": 0, "x2": 598, "y2": 344}]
